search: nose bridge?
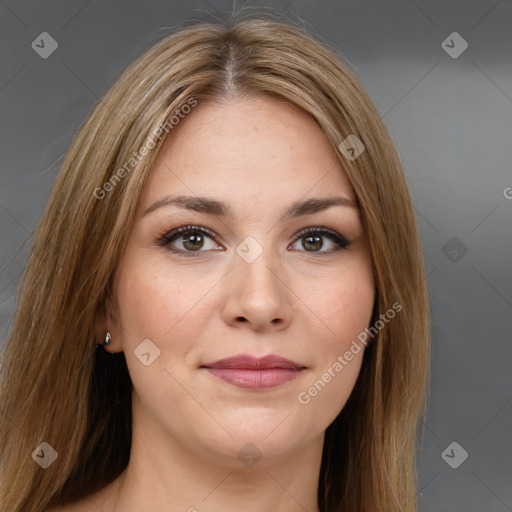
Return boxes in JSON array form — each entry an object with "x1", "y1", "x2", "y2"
[
  {"x1": 222, "y1": 233, "x2": 293, "y2": 330},
  {"x1": 235, "y1": 233, "x2": 284, "y2": 296}
]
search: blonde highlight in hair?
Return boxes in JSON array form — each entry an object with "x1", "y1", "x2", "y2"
[{"x1": 0, "y1": 13, "x2": 430, "y2": 512}]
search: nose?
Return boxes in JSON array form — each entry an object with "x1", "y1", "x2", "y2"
[{"x1": 220, "y1": 244, "x2": 293, "y2": 332}]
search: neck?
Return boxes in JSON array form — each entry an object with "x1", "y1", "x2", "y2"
[{"x1": 104, "y1": 394, "x2": 323, "y2": 512}]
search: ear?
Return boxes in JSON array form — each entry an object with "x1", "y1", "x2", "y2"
[{"x1": 95, "y1": 293, "x2": 122, "y2": 353}]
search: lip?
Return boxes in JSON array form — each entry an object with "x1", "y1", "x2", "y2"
[{"x1": 201, "y1": 354, "x2": 306, "y2": 390}]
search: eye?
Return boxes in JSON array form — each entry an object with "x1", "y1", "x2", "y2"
[
  {"x1": 289, "y1": 227, "x2": 351, "y2": 254},
  {"x1": 156, "y1": 225, "x2": 221, "y2": 257},
  {"x1": 156, "y1": 225, "x2": 351, "y2": 257}
]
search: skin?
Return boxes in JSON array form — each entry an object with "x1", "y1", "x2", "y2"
[{"x1": 54, "y1": 95, "x2": 375, "y2": 511}]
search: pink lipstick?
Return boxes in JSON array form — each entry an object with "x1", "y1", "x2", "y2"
[{"x1": 201, "y1": 354, "x2": 305, "y2": 390}]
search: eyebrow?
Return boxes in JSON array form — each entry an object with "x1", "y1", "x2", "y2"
[{"x1": 143, "y1": 194, "x2": 358, "y2": 220}]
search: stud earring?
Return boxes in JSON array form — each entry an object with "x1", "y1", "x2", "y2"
[{"x1": 103, "y1": 332, "x2": 111, "y2": 346}]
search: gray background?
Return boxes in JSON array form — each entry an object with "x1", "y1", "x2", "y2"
[{"x1": 1, "y1": 1, "x2": 511, "y2": 510}]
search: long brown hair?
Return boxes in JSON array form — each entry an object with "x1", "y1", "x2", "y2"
[{"x1": 0, "y1": 13, "x2": 430, "y2": 512}]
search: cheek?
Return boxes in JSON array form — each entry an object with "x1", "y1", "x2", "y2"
[
  {"x1": 115, "y1": 268, "x2": 166, "y2": 343},
  {"x1": 115, "y1": 255, "x2": 212, "y2": 344},
  {"x1": 297, "y1": 257, "x2": 374, "y2": 414},
  {"x1": 311, "y1": 256, "x2": 375, "y2": 348},
  {"x1": 113, "y1": 256, "x2": 210, "y2": 407}
]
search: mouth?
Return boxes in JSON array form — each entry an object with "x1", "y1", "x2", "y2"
[{"x1": 201, "y1": 354, "x2": 306, "y2": 390}]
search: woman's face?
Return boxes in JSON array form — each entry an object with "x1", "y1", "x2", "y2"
[{"x1": 106, "y1": 95, "x2": 375, "y2": 467}]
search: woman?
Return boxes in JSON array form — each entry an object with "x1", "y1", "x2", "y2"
[{"x1": 0, "y1": 13, "x2": 430, "y2": 512}]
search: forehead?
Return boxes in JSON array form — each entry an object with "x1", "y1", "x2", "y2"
[{"x1": 138, "y1": 95, "x2": 356, "y2": 215}]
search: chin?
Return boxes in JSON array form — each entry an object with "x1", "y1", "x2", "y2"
[{"x1": 188, "y1": 413, "x2": 312, "y2": 466}]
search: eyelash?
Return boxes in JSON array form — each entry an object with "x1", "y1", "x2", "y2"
[{"x1": 155, "y1": 224, "x2": 351, "y2": 258}]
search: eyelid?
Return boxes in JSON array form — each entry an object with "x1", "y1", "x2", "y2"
[{"x1": 293, "y1": 226, "x2": 349, "y2": 244}]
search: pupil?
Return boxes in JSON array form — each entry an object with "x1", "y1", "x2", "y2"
[
  {"x1": 305, "y1": 235, "x2": 322, "y2": 251},
  {"x1": 184, "y1": 233, "x2": 203, "y2": 250}
]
